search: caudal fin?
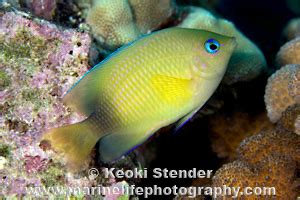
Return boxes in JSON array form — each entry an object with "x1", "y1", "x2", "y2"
[{"x1": 41, "y1": 119, "x2": 102, "y2": 170}]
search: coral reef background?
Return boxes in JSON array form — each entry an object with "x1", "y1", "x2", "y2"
[{"x1": 0, "y1": 0, "x2": 300, "y2": 199}]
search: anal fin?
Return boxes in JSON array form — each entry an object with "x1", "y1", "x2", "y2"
[{"x1": 99, "y1": 125, "x2": 158, "y2": 163}]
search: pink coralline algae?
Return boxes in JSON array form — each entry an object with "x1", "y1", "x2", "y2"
[
  {"x1": 103, "y1": 181, "x2": 129, "y2": 200},
  {"x1": 0, "y1": 10, "x2": 95, "y2": 196},
  {"x1": 24, "y1": 155, "x2": 48, "y2": 174},
  {"x1": 23, "y1": 0, "x2": 57, "y2": 20}
]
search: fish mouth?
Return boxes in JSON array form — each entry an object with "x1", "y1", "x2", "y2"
[{"x1": 198, "y1": 71, "x2": 224, "y2": 80}]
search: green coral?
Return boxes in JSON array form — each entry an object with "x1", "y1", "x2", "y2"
[
  {"x1": 118, "y1": 194, "x2": 129, "y2": 200},
  {"x1": 20, "y1": 87, "x2": 52, "y2": 112},
  {"x1": 0, "y1": 144, "x2": 11, "y2": 158},
  {"x1": 0, "y1": 29, "x2": 45, "y2": 57},
  {"x1": 21, "y1": 88, "x2": 40, "y2": 101},
  {"x1": 40, "y1": 162, "x2": 65, "y2": 187},
  {"x1": 0, "y1": 28, "x2": 47, "y2": 74},
  {"x1": 0, "y1": 70, "x2": 10, "y2": 89}
]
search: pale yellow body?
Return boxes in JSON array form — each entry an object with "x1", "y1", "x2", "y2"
[{"x1": 43, "y1": 28, "x2": 236, "y2": 168}]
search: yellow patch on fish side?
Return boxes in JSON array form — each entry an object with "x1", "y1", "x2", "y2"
[{"x1": 150, "y1": 75, "x2": 194, "y2": 106}]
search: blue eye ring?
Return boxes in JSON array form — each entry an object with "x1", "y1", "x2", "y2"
[{"x1": 204, "y1": 38, "x2": 220, "y2": 54}]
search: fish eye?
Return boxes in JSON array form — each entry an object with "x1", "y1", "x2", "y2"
[{"x1": 204, "y1": 38, "x2": 220, "y2": 54}]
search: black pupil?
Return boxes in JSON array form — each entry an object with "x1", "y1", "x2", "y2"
[{"x1": 209, "y1": 43, "x2": 218, "y2": 50}]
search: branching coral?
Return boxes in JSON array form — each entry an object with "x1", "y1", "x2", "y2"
[
  {"x1": 178, "y1": 7, "x2": 267, "y2": 85},
  {"x1": 212, "y1": 126, "x2": 300, "y2": 199},
  {"x1": 212, "y1": 154, "x2": 298, "y2": 200},
  {"x1": 210, "y1": 76, "x2": 300, "y2": 198},
  {"x1": 237, "y1": 127, "x2": 300, "y2": 165},
  {"x1": 128, "y1": 0, "x2": 173, "y2": 33},
  {"x1": 278, "y1": 104, "x2": 300, "y2": 135},
  {"x1": 86, "y1": 0, "x2": 140, "y2": 50},
  {"x1": 86, "y1": 0, "x2": 174, "y2": 50},
  {"x1": 284, "y1": 18, "x2": 300, "y2": 40},
  {"x1": 209, "y1": 112, "x2": 273, "y2": 161},
  {"x1": 178, "y1": 112, "x2": 298, "y2": 199},
  {"x1": 264, "y1": 64, "x2": 300, "y2": 122},
  {"x1": 277, "y1": 17, "x2": 300, "y2": 66},
  {"x1": 277, "y1": 37, "x2": 300, "y2": 66},
  {"x1": 210, "y1": 45, "x2": 300, "y2": 198}
]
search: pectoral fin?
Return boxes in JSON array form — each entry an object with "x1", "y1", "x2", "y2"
[{"x1": 150, "y1": 75, "x2": 194, "y2": 105}]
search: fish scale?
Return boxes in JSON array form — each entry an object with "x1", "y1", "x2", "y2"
[
  {"x1": 42, "y1": 28, "x2": 236, "y2": 168},
  {"x1": 105, "y1": 58, "x2": 189, "y2": 126}
]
